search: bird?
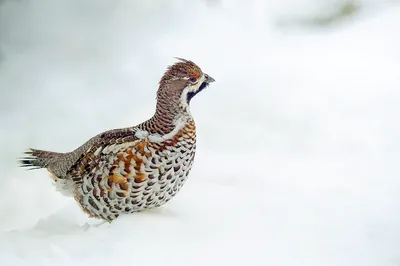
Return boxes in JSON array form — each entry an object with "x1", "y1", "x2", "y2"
[{"x1": 20, "y1": 58, "x2": 215, "y2": 222}]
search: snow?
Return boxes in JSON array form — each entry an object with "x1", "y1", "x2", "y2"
[{"x1": 1, "y1": 0, "x2": 400, "y2": 265}]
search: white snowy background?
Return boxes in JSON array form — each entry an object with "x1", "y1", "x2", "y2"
[{"x1": 0, "y1": 0, "x2": 399, "y2": 265}]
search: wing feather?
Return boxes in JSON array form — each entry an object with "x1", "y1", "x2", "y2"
[{"x1": 66, "y1": 128, "x2": 140, "y2": 184}]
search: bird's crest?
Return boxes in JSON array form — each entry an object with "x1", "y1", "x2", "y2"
[{"x1": 159, "y1": 58, "x2": 203, "y2": 86}]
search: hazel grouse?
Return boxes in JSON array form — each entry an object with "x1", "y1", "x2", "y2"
[{"x1": 20, "y1": 58, "x2": 215, "y2": 222}]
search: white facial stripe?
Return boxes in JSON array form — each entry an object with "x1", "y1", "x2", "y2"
[{"x1": 179, "y1": 74, "x2": 206, "y2": 110}]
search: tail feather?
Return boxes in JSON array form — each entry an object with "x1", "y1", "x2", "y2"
[{"x1": 20, "y1": 148, "x2": 63, "y2": 170}]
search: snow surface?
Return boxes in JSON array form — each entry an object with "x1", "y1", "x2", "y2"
[{"x1": 1, "y1": 0, "x2": 400, "y2": 265}]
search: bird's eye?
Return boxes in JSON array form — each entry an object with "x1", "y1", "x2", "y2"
[{"x1": 189, "y1": 76, "x2": 197, "y2": 83}]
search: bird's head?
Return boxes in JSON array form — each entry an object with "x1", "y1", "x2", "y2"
[{"x1": 157, "y1": 58, "x2": 215, "y2": 112}]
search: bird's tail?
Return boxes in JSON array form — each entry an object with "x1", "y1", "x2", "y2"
[{"x1": 20, "y1": 148, "x2": 63, "y2": 170}]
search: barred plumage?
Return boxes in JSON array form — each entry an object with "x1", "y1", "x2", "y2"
[{"x1": 20, "y1": 58, "x2": 215, "y2": 222}]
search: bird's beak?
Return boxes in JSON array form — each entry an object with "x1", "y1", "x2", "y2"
[{"x1": 204, "y1": 74, "x2": 215, "y2": 83}]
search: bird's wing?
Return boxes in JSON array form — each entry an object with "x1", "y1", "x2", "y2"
[{"x1": 66, "y1": 128, "x2": 141, "y2": 185}]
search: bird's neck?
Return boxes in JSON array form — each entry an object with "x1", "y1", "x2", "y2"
[{"x1": 141, "y1": 89, "x2": 192, "y2": 135}]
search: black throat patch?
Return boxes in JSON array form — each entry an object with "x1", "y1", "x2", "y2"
[{"x1": 187, "y1": 82, "x2": 208, "y2": 104}]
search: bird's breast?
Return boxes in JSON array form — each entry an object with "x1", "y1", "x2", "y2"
[{"x1": 80, "y1": 120, "x2": 197, "y2": 215}]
